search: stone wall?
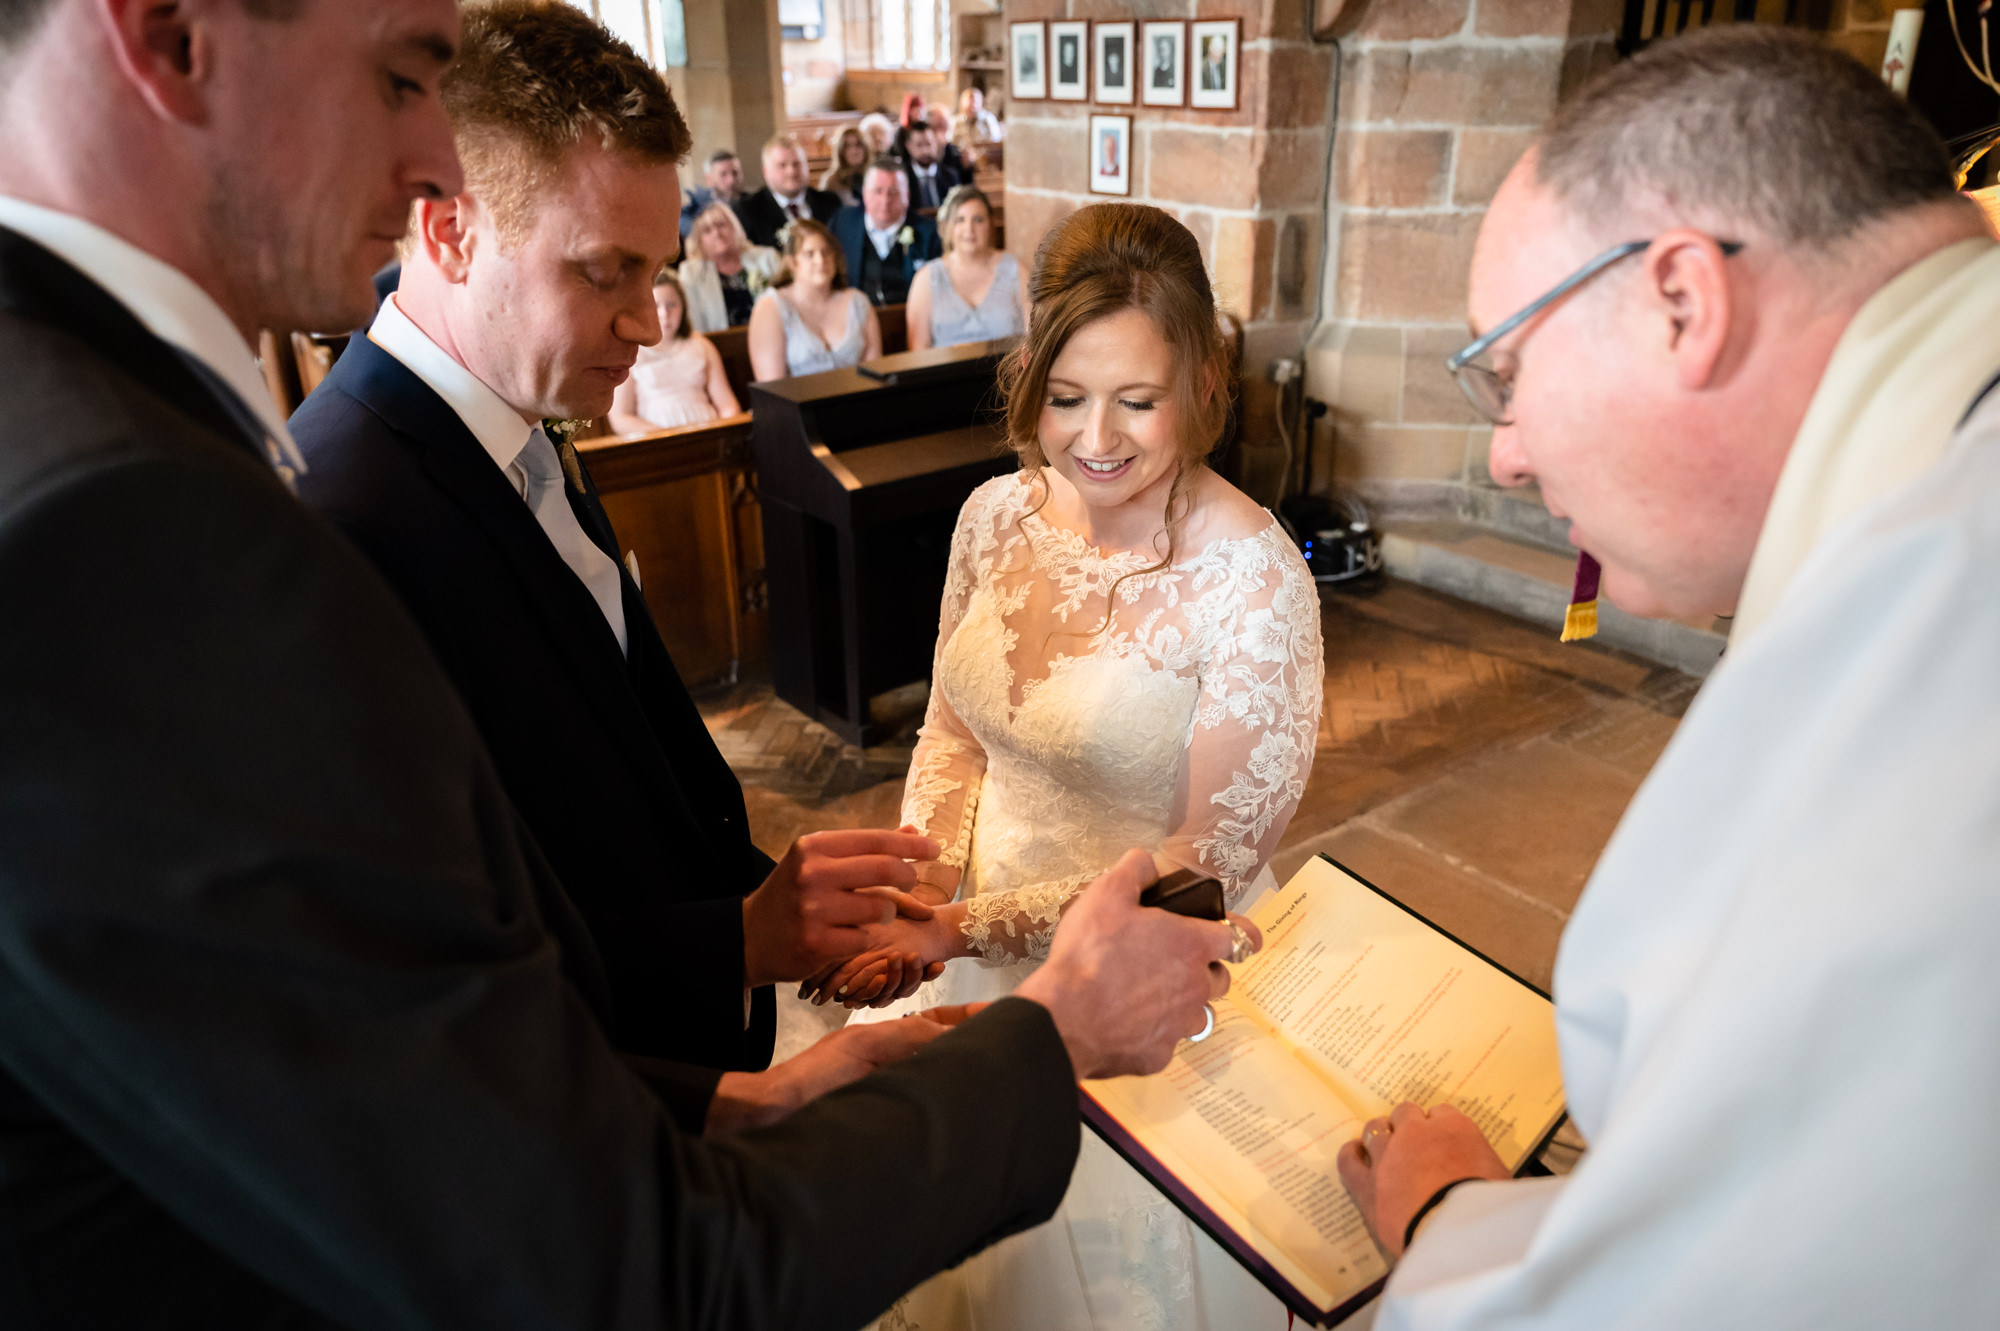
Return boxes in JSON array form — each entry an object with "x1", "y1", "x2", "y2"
[
  {"x1": 1001, "y1": 0, "x2": 1338, "y2": 471},
  {"x1": 1303, "y1": 0, "x2": 1618, "y2": 507}
]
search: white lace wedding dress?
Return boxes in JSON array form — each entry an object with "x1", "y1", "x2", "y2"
[{"x1": 853, "y1": 471, "x2": 1324, "y2": 1331}]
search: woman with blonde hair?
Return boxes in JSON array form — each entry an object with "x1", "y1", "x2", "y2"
[
  {"x1": 747, "y1": 217, "x2": 881, "y2": 381},
  {"x1": 675, "y1": 200, "x2": 778, "y2": 332},
  {"x1": 820, "y1": 204, "x2": 1322, "y2": 1331},
  {"x1": 607, "y1": 272, "x2": 740, "y2": 433},
  {"x1": 857, "y1": 110, "x2": 897, "y2": 157},
  {"x1": 906, "y1": 185, "x2": 1025, "y2": 350},
  {"x1": 818, "y1": 125, "x2": 870, "y2": 207}
]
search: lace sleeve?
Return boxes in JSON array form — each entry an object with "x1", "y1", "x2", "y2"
[
  {"x1": 899, "y1": 489, "x2": 993, "y2": 888},
  {"x1": 1163, "y1": 538, "x2": 1324, "y2": 905}
]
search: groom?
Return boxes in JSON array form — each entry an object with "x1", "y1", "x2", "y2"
[{"x1": 289, "y1": 0, "x2": 944, "y2": 1133}]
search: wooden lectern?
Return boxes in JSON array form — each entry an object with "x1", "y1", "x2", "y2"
[{"x1": 750, "y1": 340, "x2": 1016, "y2": 746}]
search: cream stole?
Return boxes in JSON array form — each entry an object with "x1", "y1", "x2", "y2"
[{"x1": 1732, "y1": 237, "x2": 2000, "y2": 643}]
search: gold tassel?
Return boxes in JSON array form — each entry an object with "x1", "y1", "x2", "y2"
[{"x1": 1560, "y1": 600, "x2": 1599, "y2": 642}]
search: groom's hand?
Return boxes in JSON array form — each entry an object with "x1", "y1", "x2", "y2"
[
  {"x1": 742, "y1": 828, "x2": 940, "y2": 989},
  {"x1": 704, "y1": 1004, "x2": 988, "y2": 1134},
  {"x1": 1013, "y1": 848, "x2": 1245, "y2": 1079}
]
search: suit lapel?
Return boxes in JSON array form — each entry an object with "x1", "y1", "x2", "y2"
[
  {"x1": 0, "y1": 228, "x2": 273, "y2": 466},
  {"x1": 327, "y1": 336, "x2": 718, "y2": 845}
]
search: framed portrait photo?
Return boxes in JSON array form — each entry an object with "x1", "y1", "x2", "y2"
[
  {"x1": 1189, "y1": 18, "x2": 1240, "y2": 111},
  {"x1": 1010, "y1": 22, "x2": 1046, "y2": 101},
  {"x1": 1139, "y1": 21, "x2": 1186, "y2": 108},
  {"x1": 1093, "y1": 21, "x2": 1135, "y2": 106},
  {"x1": 1049, "y1": 20, "x2": 1089, "y2": 101},
  {"x1": 1088, "y1": 113, "x2": 1132, "y2": 196}
]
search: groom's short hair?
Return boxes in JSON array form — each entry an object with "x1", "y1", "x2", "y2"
[
  {"x1": 1536, "y1": 25, "x2": 1954, "y2": 249},
  {"x1": 443, "y1": 0, "x2": 692, "y2": 245}
]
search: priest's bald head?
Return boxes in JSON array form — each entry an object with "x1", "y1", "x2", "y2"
[
  {"x1": 1465, "y1": 28, "x2": 1986, "y2": 623},
  {"x1": 0, "y1": 0, "x2": 460, "y2": 336}
]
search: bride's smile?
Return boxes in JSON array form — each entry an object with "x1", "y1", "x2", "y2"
[{"x1": 1039, "y1": 306, "x2": 1182, "y2": 542}]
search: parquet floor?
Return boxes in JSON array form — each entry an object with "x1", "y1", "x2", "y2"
[{"x1": 701, "y1": 579, "x2": 1701, "y2": 1059}]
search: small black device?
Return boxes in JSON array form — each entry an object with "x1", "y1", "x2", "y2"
[{"x1": 1139, "y1": 867, "x2": 1227, "y2": 921}]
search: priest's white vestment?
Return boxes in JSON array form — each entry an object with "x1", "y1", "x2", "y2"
[{"x1": 1377, "y1": 389, "x2": 2000, "y2": 1326}]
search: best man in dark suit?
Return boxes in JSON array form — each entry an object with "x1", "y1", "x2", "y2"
[
  {"x1": 0, "y1": 1, "x2": 1240, "y2": 1327},
  {"x1": 732, "y1": 133, "x2": 840, "y2": 248},
  {"x1": 291, "y1": 5, "x2": 951, "y2": 1126},
  {"x1": 833, "y1": 159, "x2": 944, "y2": 306}
]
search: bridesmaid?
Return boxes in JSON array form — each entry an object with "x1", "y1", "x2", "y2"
[
  {"x1": 906, "y1": 185, "x2": 1026, "y2": 351},
  {"x1": 747, "y1": 218, "x2": 882, "y2": 381},
  {"x1": 607, "y1": 273, "x2": 739, "y2": 433}
]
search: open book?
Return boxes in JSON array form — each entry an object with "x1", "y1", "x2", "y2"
[{"x1": 1081, "y1": 855, "x2": 1567, "y2": 1327}]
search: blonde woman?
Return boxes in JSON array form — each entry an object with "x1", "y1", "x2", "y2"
[
  {"x1": 607, "y1": 273, "x2": 740, "y2": 433},
  {"x1": 817, "y1": 125, "x2": 870, "y2": 207},
  {"x1": 675, "y1": 201, "x2": 778, "y2": 332},
  {"x1": 747, "y1": 218, "x2": 882, "y2": 381},
  {"x1": 906, "y1": 185, "x2": 1026, "y2": 351}
]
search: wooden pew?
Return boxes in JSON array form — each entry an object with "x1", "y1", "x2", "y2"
[
  {"x1": 575, "y1": 413, "x2": 764, "y2": 687},
  {"x1": 788, "y1": 110, "x2": 865, "y2": 181}
]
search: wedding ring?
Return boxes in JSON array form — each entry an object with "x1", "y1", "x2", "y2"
[
  {"x1": 1227, "y1": 921, "x2": 1256, "y2": 965},
  {"x1": 1188, "y1": 1003, "x2": 1216, "y2": 1043}
]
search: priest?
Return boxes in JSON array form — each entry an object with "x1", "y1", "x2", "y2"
[{"x1": 1339, "y1": 27, "x2": 2000, "y2": 1328}]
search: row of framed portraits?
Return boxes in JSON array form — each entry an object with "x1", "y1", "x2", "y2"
[{"x1": 1010, "y1": 18, "x2": 1240, "y2": 111}]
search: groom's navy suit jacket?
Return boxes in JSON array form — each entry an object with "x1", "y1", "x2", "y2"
[{"x1": 289, "y1": 334, "x2": 777, "y2": 1097}]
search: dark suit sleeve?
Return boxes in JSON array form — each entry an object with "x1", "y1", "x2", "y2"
[{"x1": 0, "y1": 447, "x2": 1077, "y2": 1330}]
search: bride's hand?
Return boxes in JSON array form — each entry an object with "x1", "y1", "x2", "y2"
[{"x1": 798, "y1": 903, "x2": 966, "y2": 1007}]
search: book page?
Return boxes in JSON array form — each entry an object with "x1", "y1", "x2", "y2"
[
  {"x1": 1085, "y1": 998, "x2": 1388, "y2": 1311},
  {"x1": 1083, "y1": 856, "x2": 1567, "y2": 1317},
  {"x1": 1235, "y1": 857, "x2": 1565, "y2": 1166}
]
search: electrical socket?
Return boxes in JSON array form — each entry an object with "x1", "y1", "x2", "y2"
[{"x1": 1269, "y1": 357, "x2": 1301, "y2": 385}]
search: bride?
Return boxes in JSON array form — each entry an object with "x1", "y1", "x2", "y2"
[{"x1": 816, "y1": 204, "x2": 1324, "y2": 1330}]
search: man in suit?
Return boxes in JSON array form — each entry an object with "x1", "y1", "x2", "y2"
[
  {"x1": 898, "y1": 120, "x2": 966, "y2": 214},
  {"x1": 833, "y1": 159, "x2": 943, "y2": 306},
  {"x1": 679, "y1": 147, "x2": 741, "y2": 239},
  {"x1": 292, "y1": 4, "x2": 946, "y2": 1128},
  {"x1": 0, "y1": 1, "x2": 1244, "y2": 1327},
  {"x1": 733, "y1": 134, "x2": 839, "y2": 248}
]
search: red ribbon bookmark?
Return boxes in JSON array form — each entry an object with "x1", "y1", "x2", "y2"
[{"x1": 1561, "y1": 551, "x2": 1601, "y2": 643}]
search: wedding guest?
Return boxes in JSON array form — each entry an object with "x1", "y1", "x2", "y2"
[
  {"x1": 907, "y1": 185, "x2": 1025, "y2": 350},
  {"x1": 732, "y1": 133, "x2": 838, "y2": 249},
  {"x1": 818, "y1": 124, "x2": 870, "y2": 206},
  {"x1": 832, "y1": 158, "x2": 942, "y2": 306},
  {"x1": 859, "y1": 109, "x2": 899, "y2": 156},
  {"x1": 0, "y1": 0, "x2": 1251, "y2": 1326},
  {"x1": 900, "y1": 119, "x2": 965, "y2": 213},
  {"x1": 898, "y1": 92, "x2": 927, "y2": 131},
  {"x1": 678, "y1": 146, "x2": 741, "y2": 238},
  {"x1": 748, "y1": 217, "x2": 880, "y2": 380},
  {"x1": 954, "y1": 87, "x2": 1005, "y2": 168},
  {"x1": 608, "y1": 273, "x2": 740, "y2": 432},
  {"x1": 925, "y1": 103, "x2": 972, "y2": 177},
  {"x1": 815, "y1": 202, "x2": 1322, "y2": 1331},
  {"x1": 677, "y1": 199, "x2": 778, "y2": 331}
]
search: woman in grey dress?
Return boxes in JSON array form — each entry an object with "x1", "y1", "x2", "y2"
[
  {"x1": 747, "y1": 218, "x2": 882, "y2": 381},
  {"x1": 907, "y1": 186, "x2": 1027, "y2": 351}
]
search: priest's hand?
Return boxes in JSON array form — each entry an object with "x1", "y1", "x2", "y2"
[
  {"x1": 1336, "y1": 1103, "x2": 1509, "y2": 1259},
  {"x1": 1012, "y1": 848, "x2": 1244, "y2": 1079},
  {"x1": 704, "y1": 1003, "x2": 989, "y2": 1135},
  {"x1": 741, "y1": 828, "x2": 940, "y2": 989}
]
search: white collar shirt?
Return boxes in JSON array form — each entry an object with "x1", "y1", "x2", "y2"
[
  {"x1": 0, "y1": 195, "x2": 306, "y2": 481},
  {"x1": 772, "y1": 189, "x2": 808, "y2": 220},
  {"x1": 909, "y1": 162, "x2": 940, "y2": 209},
  {"x1": 368, "y1": 294, "x2": 628, "y2": 655},
  {"x1": 865, "y1": 213, "x2": 909, "y2": 261}
]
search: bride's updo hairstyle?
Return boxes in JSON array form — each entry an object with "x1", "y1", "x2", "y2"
[{"x1": 999, "y1": 204, "x2": 1234, "y2": 502}]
